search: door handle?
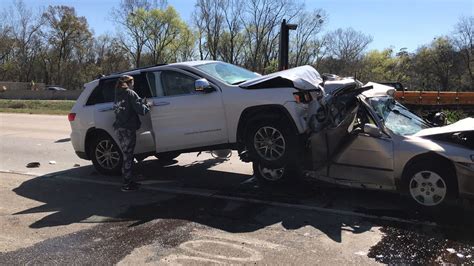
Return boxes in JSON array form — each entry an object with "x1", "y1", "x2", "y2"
[
  {"x1": 99, "y1": 107, "x2": 113, "y2": 112},
  {"x1": 153, "y1": 101, "x2": 170, "y2": 107}
]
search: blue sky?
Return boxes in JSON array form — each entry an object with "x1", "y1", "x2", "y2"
[{"x1": 21, "y1": 0, "x2": 474, "y2": 52}]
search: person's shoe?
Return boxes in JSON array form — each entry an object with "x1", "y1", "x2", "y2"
[
  {"x1": 130, "y1": 181, "x2": 141, "y2": 188},
  {"x1": 121, "y1": 182, "x2": 139, "y2": 192}
]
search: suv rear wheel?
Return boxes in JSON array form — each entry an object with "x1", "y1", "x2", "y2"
[
  {"x1": 90, "y1": 134, "x2": 122, "y2": 175},
  {"x1": 245, "y1": 118, "x2": 298, "y2": 168}
]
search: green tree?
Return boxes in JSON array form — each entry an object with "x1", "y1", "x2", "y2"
[
  {"x1": 42, "y1": 5, "x2": 93, "y2": 88},
  {"x1": 360, "y1": 48, "x2": 398, "y2": 82},
  {"x1": 414, "y1": 37, "x2": 456, "y2": 91}
]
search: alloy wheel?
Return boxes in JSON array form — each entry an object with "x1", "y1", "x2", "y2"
[
  {"x1": 253, "y1": 126, "x2": 286, "y2": 161},
  {"x1": 95, "y1": 139, "x2": 121, "y2": 170},
  {"x1": 409, "y1": 170, "x2": 447, "y2": 206}
]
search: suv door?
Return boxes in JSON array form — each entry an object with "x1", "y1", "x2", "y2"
[
  {"x1": 86, "y1": 74, "x2": 155, "y2": 154},
  {"x1": 145, "y1": 68, "x2": 227, "y2": 152}
]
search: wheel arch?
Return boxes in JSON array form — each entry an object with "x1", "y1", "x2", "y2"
[
  {"x1": 400, "y1": 151, "x2": 458, "y2": 195},
  {"x1": 84, "y1": 127, "x2": 116, "y2": 159},
  {"x1": 236, "y1": 104, "x2": 299, "y2": 144}
]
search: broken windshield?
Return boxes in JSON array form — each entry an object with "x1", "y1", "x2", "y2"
[{"x1": 369, "y1": 96, "x2": 430, "y2": 136}]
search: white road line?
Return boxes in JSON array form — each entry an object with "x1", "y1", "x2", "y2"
[
  {"x1": 24, "y1": 172, "x2": 440, "y2": 227},
  {"x1": 0, "y1": 169, "x2": 41, "y2": 176}
]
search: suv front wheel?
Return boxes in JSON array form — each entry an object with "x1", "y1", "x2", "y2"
[
  {"x1": 245, "y1": 118, "x2": 298, "y2": 168},
  {"x1": 90, "y1": 133, "x2": 123, "y2": 175}
]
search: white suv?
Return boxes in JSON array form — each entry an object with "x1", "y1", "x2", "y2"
[{"x1": 69, "y1": 61, "x2": 322, "y2": 176}]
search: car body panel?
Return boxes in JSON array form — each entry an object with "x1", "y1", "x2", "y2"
[
  {"x1": 146, "y1": 66, "x2": 228, "y2": 152},
  {"x1": 414, "y1": 117, "x2": 474, "y2": 137}
]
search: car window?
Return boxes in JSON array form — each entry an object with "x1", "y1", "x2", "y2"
[
  {"x1": 86, "y1": 74, "x2": 152, "y2": 106},
  {"x1": 132, "y1": 74, "x2": 152, "y2": 98},
  {"x1": 160, "y1": 71, "x2": 196, "y2": 97},
  {"x1": 86, "y1": 78, "x2": 117, "y2": 105},
  {"x1": 146, "y1": 71, "x2": 165, "y2": 97}
]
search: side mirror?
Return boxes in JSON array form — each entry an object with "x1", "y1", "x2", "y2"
[
  {"x1": 363, "y1": 124, "x2": 383, "y2": 138},
  {"x1": 195, "y1": 78, "x2": 215, "y2": 93}
]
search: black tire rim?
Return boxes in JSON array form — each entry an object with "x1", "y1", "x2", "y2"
[{"x1": 95, "y1": 139, "x2": 120, "y2": 170}]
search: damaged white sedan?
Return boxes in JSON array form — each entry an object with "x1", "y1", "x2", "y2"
[{"x1": 252, "y1": 72, "x2": 474, "y2": 209}]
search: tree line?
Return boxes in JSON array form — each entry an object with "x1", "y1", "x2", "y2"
[{"x1": 0, "y1": 0, "x2": 472, "y2": 91}]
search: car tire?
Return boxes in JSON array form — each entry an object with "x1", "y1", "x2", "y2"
[
  {"x1": 402, "y1": 160, "x2": 457, "y2": 210},
  {"x1": 155, "y1": 152, "x2": 181, "y2": 162},
  {"x1": 252, "y1": 161, "x2": 302, "y2": 185},
  {"x1": 90, "y1": 133, "x2": 123, "y2": 176},
  {"x1": 245, "y1": 117, "x2": 298, "y2": 168}
]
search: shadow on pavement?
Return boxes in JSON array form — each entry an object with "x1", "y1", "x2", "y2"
[
  {"x1": 12, "y1": 157, "x2": 373, "y2": 244},
  {"x1": 7, "y1": 156, "x2": 474, "y2": 264}
]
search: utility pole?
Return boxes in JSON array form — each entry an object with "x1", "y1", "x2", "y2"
[{"x1": 279, "y1": 19, "x2": 298, "y2": 71}]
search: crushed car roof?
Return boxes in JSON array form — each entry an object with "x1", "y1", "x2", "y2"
[{"x1": 361, "y1": 82, "x2": 396, "y2": 98}]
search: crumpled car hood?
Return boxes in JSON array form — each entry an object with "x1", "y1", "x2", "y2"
[
  {"x1": 414, "y1": 117, "x2": 474, "y2": 137},
  {"x1": 239, "y1": 65, "x2": 322, "y2": 91}
]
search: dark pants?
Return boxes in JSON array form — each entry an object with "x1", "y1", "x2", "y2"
[{"x1": 115, "y1": 128, "x2": 136, "y2": 184}]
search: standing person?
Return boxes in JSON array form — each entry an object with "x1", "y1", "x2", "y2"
[{"x1": 113, "y1": 75, "x2": 150, "y2": 192}]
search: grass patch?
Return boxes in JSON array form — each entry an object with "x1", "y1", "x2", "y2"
[
  {"x1": 443, "y1": 109, "x2": 469, "y2": 124},
  {"x1": 0, "y1": 99, "x2": 75, "y2": 115}
]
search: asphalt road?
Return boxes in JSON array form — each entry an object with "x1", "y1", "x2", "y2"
[{"x1": 1, "y1": 113, "x2": 474, "y2": 265}]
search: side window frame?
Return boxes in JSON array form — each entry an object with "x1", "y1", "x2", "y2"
[
  {"x1": 145, "y1": 69, "x2": 201, "y2": 98},
  {"x1": 86, "y1": 77, "x2": 118, "y2": 106},
  {"x1": 160, "y1": 70, "x2": 197, "y2": 97}
]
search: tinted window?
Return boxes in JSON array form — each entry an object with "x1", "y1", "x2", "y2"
[
  {"x1": 86, "y1": 78, "x2": 117, "y2": 105},
  {"x1": 132, "y1": 74, "x2": 152, "y2": 98},
  {"x1": 160, "y1": 71, "x2": 196, "y2": 96},
  {"x1": 146, "y1": 71, "x2": 165, "y2": 97},
  {"x1": 86, "y1": 74, "x2": 152, "y2": 105}
]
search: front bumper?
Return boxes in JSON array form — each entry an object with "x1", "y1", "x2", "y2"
[{"x1": 456, "y1": 163, "x2": 474, "y2": 199}]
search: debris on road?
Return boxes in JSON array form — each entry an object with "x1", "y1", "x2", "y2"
[
  {"x1": 355, "y1": 251, "x2": 367, "y2": 256},
  {"x1": 26, "y1": 162, "x2": 40, "y2": 168},
  {"x1": 73, "y1": 164, "x2": 80, "y2": 167},
  {"x1": 49, "y1": 161, "x2": 56, "y2": 165},
  {"x1": 447, "y1": 248, "x2": 456, "y2": 254}
]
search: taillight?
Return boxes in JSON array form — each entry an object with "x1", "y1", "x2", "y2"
[{"x1": 68, "y1": 113, "x2": 76, "y2": 121}]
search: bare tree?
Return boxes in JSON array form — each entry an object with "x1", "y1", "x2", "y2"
[
  {"x1": 325, "y1": 28, "x2": 372, "y2": 62},
  {"x1": 193, "y1": 0, "x2": 224, "y2": 60},
  {"x1": 323, "y1": 27, "x2": 372, "y2": 75},
  {"x1": 452, "y1": 16, "x2": 473, "y2": 86},
  {"x1": 4, "y1": 0, "x2": 45, "y2": 82},
  {"x1": 42, "y1": 5, "x2": 93, "y2": 86},
  {"x1": 218, "y1": 0, "x2": 244, "y2": 64},
  {"x1": 111, "y1": 0, "x2": 151, "y2": 67},
  {"x1": 242, "y1": 0, "x2": 302, "y2": 73},
  {"x1": 289, "y1": 8, "x2": 327, "y2": 67}
]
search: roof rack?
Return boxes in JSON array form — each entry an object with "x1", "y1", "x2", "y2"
[{"x1": 102, "y1": 63, "x2": 168, "y2": 78}]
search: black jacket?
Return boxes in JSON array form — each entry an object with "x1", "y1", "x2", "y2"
[{"x1": 113, "y1": 88, "x2": 150, "y2": 130}]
